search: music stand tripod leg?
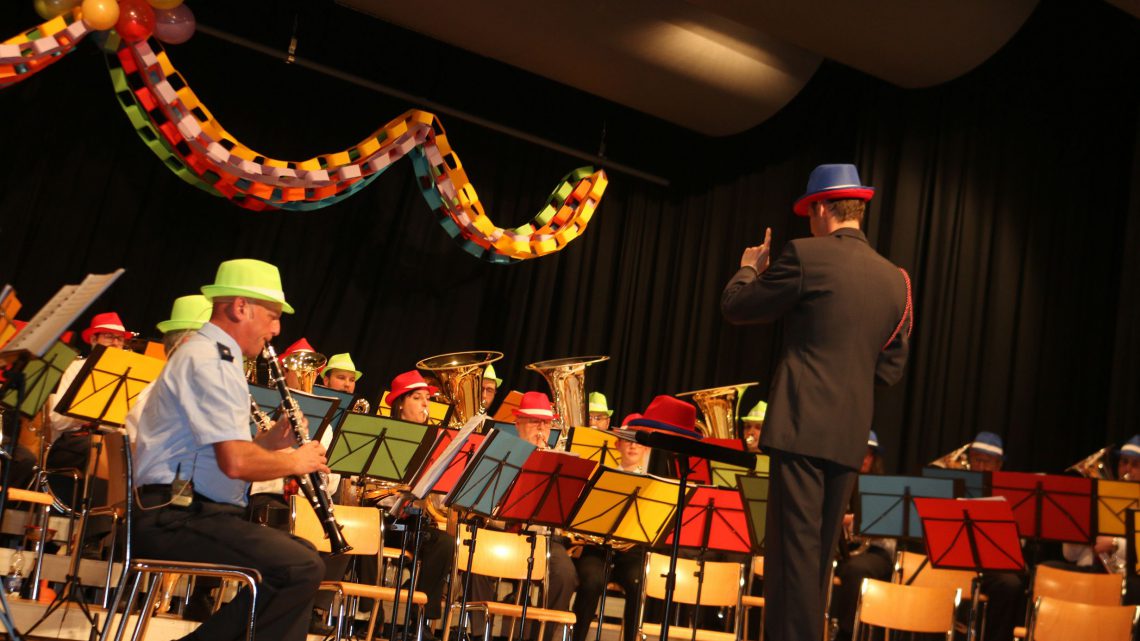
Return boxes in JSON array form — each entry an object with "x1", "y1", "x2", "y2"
[
  {"x1": 594, "y1": 545, "x2": 615, "y2": 641},
  {"x1": 660, "y1": 461, "x2": 691, "y2": 641},
  {"x1": 402, "y1": 508, "x2": 426, "y2": 641},
  {"x1": 967, "y1": 574, "x2": 983, "y2": 641},
  {"x1": 456, "y1": 518, "x2": 481, "y2": 641}
]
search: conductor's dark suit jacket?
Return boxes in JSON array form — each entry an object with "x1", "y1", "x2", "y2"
[{"x1": 721, "y1": 227, "x2": 911, "y2": 470}]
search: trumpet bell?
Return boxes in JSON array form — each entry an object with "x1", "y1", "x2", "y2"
[
  {"x1": 1066, "y1": 446, "x2": 1112, "y2": 479},
  {"x1": 526, "y1": 356, "x2": 609, "y2": 436},
  {"x1": 677, "y1": 382, "x2": 758, "y2": 440},
  {"x1": 928, "y1": 443, "x2": 971, "y2": 470},
  {"x1": 279, "y1": 350, "x2": 327, "y2": 393},
  {"x1": 417, "y1": 350, "x2": 503, "y2": 428}
]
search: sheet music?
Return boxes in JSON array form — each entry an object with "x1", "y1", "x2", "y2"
[
  {"x1": 0, "y1": 269, "x2": 125, "y2": 359},
  {"x1": 409, "y1": 413, "x2": 485, "y2": 499}
]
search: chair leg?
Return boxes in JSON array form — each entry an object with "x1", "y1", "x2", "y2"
[
  {"x1": 365, "y1": 595, "x2": 382, "y2": 641},
  {"x1": 131, "y1": 572, "x2": 164, "y2": 641}
]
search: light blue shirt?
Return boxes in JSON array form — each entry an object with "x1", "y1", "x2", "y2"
[{"x1": 134, "y1": 322, "x2": 252, "y2": 506}]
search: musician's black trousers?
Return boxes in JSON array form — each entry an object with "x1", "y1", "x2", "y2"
[
  {"x1": 572, "y1": 546, "x2": 644, "y2": 641},
  {"x1": 829, "y1": 546, "x2": 893, "y2": 636},
  {"x1": 764, "y1": 450, "x2": 856, "y2": 641},
  {"x1": 134, "y1": 493, "x2": 324, "y2": 641}
]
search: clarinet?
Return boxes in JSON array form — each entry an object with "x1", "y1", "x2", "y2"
[{"x1": 262, "y1": 343, "x2": 352, "y2": 555}]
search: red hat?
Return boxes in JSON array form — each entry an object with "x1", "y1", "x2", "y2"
[
  {"x1": 627, "y1": 395, "x2": 702, "y2": 439},
  {"x1": 385, "y1": 370, "x2": 438, "y2": 406},
  {"x1": 278, "y1": 337, "x2": 317, "y2": 362},
  {"x1": 80, "y1": 312, "x2": 132, "y2": 344},
  {"x1": 513, "y1": 391, "x2": 557, "y2": 420},
  {"x1": 619, "y1": 413, "x2": 643, "y2": 428}
]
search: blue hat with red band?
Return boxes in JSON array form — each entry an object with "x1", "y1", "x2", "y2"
[{"x1": 793, "y1": 164, "x2": 875, "y2": 216}]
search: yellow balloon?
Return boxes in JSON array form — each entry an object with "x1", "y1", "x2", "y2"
[
  {"x1": 147, "y1": 0, "x2": 183, "y2": 9},
  {"x1": 81, "y1": 0, "x2": 119, "y2": 30}
]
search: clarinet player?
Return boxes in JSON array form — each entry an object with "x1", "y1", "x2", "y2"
[{"x1": 133, "y1": 258, "x2": 327, "y2": 641}]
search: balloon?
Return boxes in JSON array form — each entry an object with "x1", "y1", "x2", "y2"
[
  {"x1": 81, "y1": 0, "x2": 119, "y2": 30},
  {"x1": 115, "y1": 0, "x2": 156, "y2": 43},
  {"x1": 154, "y1": 4, "x2": 195, "y2": 45},
  {"x1": 34, "y1": 0, "x2": 80, "y2": 20},
  {"x1": 147, "y1": 0, "x2": 183, "y2": 9}
]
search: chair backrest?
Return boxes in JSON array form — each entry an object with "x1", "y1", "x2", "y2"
[
  {"x1": 1031, "y1": 564, "x2": 1124, "y2": 605},
  {"x1": 752, "y1": 556, "x2": 764, "y2": 577},
  {"x1": 99, "y1": 430, "x2": 130, "y2": 514},
  {"x1": 291, "y1": 496, "x2": 381, "y2": 556},
  {"x1": 1027, "y1": 596, "x2": 1139, "y2": 641},
  {"x1": 897, "y1": 551, "x2": 976, "y2": 595},
  {"x1": 642, "y1": 551, "x2": 744, "y2": 608},
  {"x1": 454, "y1": 526, "x2": 548, "y2": 581},
  {"x1": 855, "y1": 578, "x2": 960, "y2": 635}
]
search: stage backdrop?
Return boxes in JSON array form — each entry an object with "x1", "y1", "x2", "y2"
[{"x1": 0, "y1": 0, "x2": 1137, "y2": 474}]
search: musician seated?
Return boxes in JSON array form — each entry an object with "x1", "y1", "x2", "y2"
[
  {"x1": 1060, "y1": 435, "x2": 1140, "y2": 604},
  {"x1": 482, "y1": 363, "x2": 501, "y2": 413},
  {"x1": 966, "y1": 430, "x2": 1004, "y2": 472},
  {"x1": 587, "y1": 392, "x2": 613, "y2": 431},
  {"x1": 829, "y1": 431, "x2": 892, "y2": 641},
  {"x1": 740, "y1": 400, "x2": 766, "y2": 452},
  {"x1": 571, "y1": 432, "x2": 650, "y2": 641},
  {"x1": 133, "y1": 258, "x2": 326, "y2": 641},
  {"x1": 321, "y1": 352, "x2": 362, "y2": 394}
]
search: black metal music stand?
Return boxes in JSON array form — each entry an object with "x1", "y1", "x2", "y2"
[
  {"x1": 922, "y1": 467, "x2": 992, "y2": 499},
  {"x1": 914, "y1": 497, "x2": 1025, "y2": 641},
  {"x1": 630, "y1": 430, "x2": 754, "y2": 641}
]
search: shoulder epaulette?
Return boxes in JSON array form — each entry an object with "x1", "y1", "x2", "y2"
[{"x1": 216, "y1": 342, "x2": 234, "y2": 362}]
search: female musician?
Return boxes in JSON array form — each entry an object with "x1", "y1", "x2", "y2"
[{"x1": 387, "y1": 370, "x2": 435, "y2": 424}]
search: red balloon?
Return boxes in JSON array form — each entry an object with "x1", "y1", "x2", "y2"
[{"x1": 115, "y1": 0, "x2": 156, "y2": 43}]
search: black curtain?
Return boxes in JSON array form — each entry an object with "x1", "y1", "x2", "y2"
[{"x1": 0, "y1": 0, "x2": 1136, "y2": 474}]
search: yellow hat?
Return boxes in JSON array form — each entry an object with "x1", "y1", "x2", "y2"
[
  {"x1": 742, "y1": 400, "x2": 767, "y2": 423},
  {"x1": 201, "y1": 259, "x2": 294, "y2": 314},
  {"x1": 156, "y1": 295, "x2": 212, "y2": 334},
  {"x1": 588, "y1": 391, "x2": 613, "y2": 417},
  {"x1": 484, "y1": 363, "x2": 502, "y2": 386},
  {"x1": 322, "y1": 353, "x2": 363, "y2": 381}
]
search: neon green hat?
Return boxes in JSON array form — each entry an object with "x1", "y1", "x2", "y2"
[
  {"x1": 484, "y1": 363, "x2": 502, "y2": 386},
  {"x1": 588, "y1": 391, "x2": 613, "y2": 417},
  {"x1": 742, "y1": 400, "x2": 767, "y2": 423},
  {"x1": 322, "y1": 352, "x2": 363, "y2": 381},
  {"x1": 201, "y1": 259, "x2": 294, "y2": 314},
  {"x1": 156, "y1": 294, "x2": 212, "y2": 334}
]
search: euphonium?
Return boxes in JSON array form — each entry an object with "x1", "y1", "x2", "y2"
[
  {"x1": 1066, "y1": 446, "x2": 1112, "y2": 479},
  {"x1": 279, "y1": 347, "x2": 327, "y2": 394},
  {"x1": 264, "y1": 344, "x2": 351, "y2": 555},
  {"x1": 677, "y1": 382, "x2": 758, "y2": 440},
  {"x1": 350, "y1": 398, "x2": 371, "y2": 414},
  {"x1": 526, "y1": 355, "x2": 609, "y2": 450},
  {"x1": 929, "y1": 443, "x2": 971, "y2": 470},
  {"x1": 417, "y1": 351, "x2": 503, "y2": 428}
]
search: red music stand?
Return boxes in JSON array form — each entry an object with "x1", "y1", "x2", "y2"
[
  {"x1": 914, "y1": 497, "x2": 1025, "y2": 641},
  {"x1": 659, "y1": 486, "x2": 752, "y2": 555},
  {"x1": 680, "y1": 438, "x2": 742, "y2": 484},
  {"x1": 989, "y1": 472, "x2": 1094, "y2": 551}
]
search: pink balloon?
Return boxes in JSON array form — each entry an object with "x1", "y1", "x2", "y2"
[{"x1": 153, "y1": 4, "x2": 195, "y2": 45}]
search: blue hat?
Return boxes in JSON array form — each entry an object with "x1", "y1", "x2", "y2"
[
  {"x1": 793, "y1": 164, "x2": 875, "y2": 216},
  {"x1": 1121, "y1": 435, "x2": 1140, "y2": 460},
  {"x1": 867, "y1": 430, "x2": 880, "y2": 451},
  {"x1": 969, "y1": 431, "x2": 1004, "y2": 457}
]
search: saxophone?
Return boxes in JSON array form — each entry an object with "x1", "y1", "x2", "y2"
[{"x1": 263, "y1": 343, "x2": 351, "y2": 555}]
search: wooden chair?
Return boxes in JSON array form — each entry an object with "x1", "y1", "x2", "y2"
[
  {"x1": 637, "y1": 551, "x2": 745, "y2": 641},
  {"x1": 1026, "y1": 596, "x2": 1139, "y2": 641},
  {"x1": 442, "y1": 526, "x2": 575, "y2": 641},
  {"x1": 291, "y1": 496, "x2": 428, "y2": 641},
  {"x1": 5, "y1": 487, "x2": 56, "y2": 601},
  {"x1": 1013, "y1": 563, "x2": 1126, "y2": 639},
  {"x1": 740, "y1": 556, "x2": 764, "y2": 641},
  {"x1": 896, "y1": 551, "x2": 984, "y2": 637},
  {"x1": 852, "y1": 578, "x2": 960, "y2": 641}
]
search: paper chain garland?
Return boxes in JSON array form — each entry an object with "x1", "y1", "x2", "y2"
[{"x1": 2, "y1": 11, "x2": 607, "y2": 263}]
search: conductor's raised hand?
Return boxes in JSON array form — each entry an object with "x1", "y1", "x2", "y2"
[{"x1": 739, "y1": 227, "x2": 772, "y2": 274}]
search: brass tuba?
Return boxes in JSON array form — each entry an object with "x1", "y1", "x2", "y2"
[
  {"x1": 677, "y1": 382, "x2": 758, "y2": 440},
  {"x1": 417, "y1": 351, "x2": 502, "y2": 428},
  {"x1": 279, "y1": 347, "x2": 326, "y2": 393},
  {"x1": 928, "y1": 443, "x2": 971, "y2": 470},
  {"x1": 1066, "y1": 446, "x2": 1112, "y2": 479},
  {"x1": 526, "y1": 356, "x2": 609, "y2": 450}
]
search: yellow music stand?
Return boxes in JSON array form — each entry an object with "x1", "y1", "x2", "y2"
[
  {"x1": 1096, "y1": 479, "x2": 1140, "y2": 537},
  {"x1": 566, "y1": 467, "x2": 681, "y2": 546},
  {"x1": 0, "y1": 285, "x2": 20, "y2": 349},
  {"x1": 567, "y1": 425, "x2": 622, "y2": 469},
  {"x1": 54, "y1": 344, "x2": 164, "y2": 427},
  {"x1": 709, "y1": 453, "x2": 770, "y2": 488}
]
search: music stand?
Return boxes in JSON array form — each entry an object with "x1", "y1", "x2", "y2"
[
  {"x1": 491, "y1": 390, "x2": 523, "y2": 422},
  {"x1": 312, "y1": 383, "x2": 358, "y2": 431},
  {"x1": 1095, "y1": 479, "x2": 1140, "y2": 537},
  {"x1": 0, "y1": 285, "x2": 20, "y2": 350},
  {"x1": 54, "y1": 345, "x2": 164, "y2": 427},
  {"x1": 325, "y1": 414, "x2": 436, "y2": 483},
  {"x1": 989, "y1": 472, "x2": 1095, "y2": 553},
  {"x1": 680, "y1": 438, "x2": 742, "y2": 485},
  {"x1": 854, "y1": 475, "x2": 961, "y2": 542},
  {"x1": 1124, "y1": 508, "x2": 1140, "y2": 577},
  {"x1": 709, "y1": 453, "x2": 769, "y2": 489},
  {"x1": 566, "y1": 426, "x2": 622, "y2": 469},
  {"x1": 922, "y1": 467, "x2": 992, "y2": 499},
  {"x1": 445, "y1": 429, "x2": 535, "y2": 640},
  {"x1": 407, "y1": 424, "x2": 487, "y2": 500},
  {"x1": 914, "y1": 497, "x2": 1025, "y2": 641},
  {"x1": 492, "y1": 420, "x2": 561, "y2": 450},
  {"x1": 736, "y1": 474, "x2": 769, "y2": 554},
  {"x1": 494, "y1": 450, "x2": 597, "y2": 634},
  {"x1": 248, "y1": 382, "x2": 340, "y2": 440},
  {"x1": 0, "y1": 340, "x2": 77, "y2": 417}
]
